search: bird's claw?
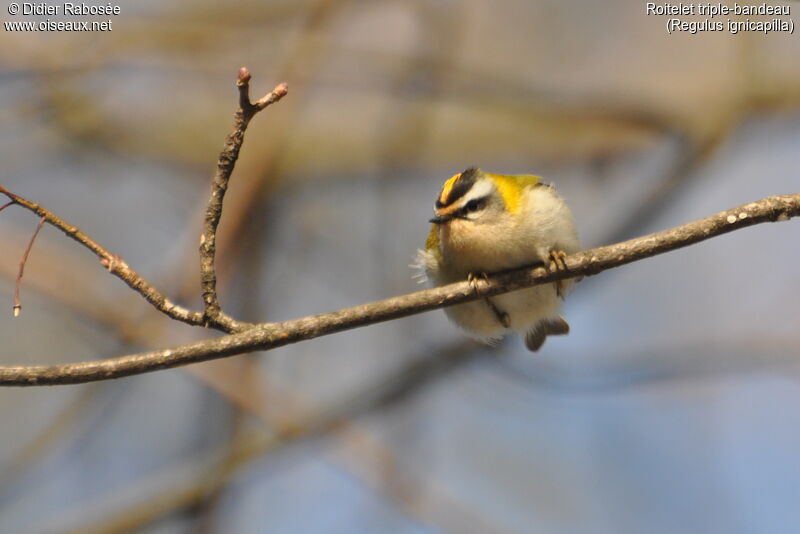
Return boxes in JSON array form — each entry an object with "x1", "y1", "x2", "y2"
[
  {"x1": 548, "y1": 250, "x2": 569, "y2": 298},
  {"x1": 467, "y1": 272, "x2": 490, "y2": 296},
  {"x1": 484, "y1": 298, "x2": 511, "y2": 328},
  {"x1": 547, "y1": 250, "x2": 568, "y2": 272},
  {"x1": 468, "y1": 273, "x2": 509, "y2": 328}
]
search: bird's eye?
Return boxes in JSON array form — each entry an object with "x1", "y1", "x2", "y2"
[{"x1": 465, "y1": 199, "x2": 483, "y2": 212}]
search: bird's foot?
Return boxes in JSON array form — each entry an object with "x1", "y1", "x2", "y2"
[
  {"x1": 547, "y1": 250, "x2": 568, "y2": 272},
  {"x1": 467, "y1": 272, "x2": 490, "y2": 296},
  {"x1": 467, "y1": 273, "x2": 509, "y2": 328},
  {"x1": 484, "y1": 298, "x2": 511, "y2": 328},
  {"x1": 547, "y1": 250, "x2": 569, "y2": 298}
]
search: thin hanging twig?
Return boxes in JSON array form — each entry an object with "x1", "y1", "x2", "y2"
[{"x1": 13, "y1": 216, "x2": 45, "y2": 317}]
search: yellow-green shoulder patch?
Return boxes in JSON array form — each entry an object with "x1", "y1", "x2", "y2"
[
  {"x1": 425, "y1": 224, "x2": 439, "y2": 250},
  {"x1": 487, "y1": 173, "x2": 541, "y2": 213}
]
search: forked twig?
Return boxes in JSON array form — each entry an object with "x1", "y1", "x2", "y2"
[
  {"x1": 0, "y1": 184, "x2": 206, "y2": 327},
  {"x1": 0, "y1": 69, "x2": 288, "y2": 333},
  {"x1": 199, "y1": 68, "x2": 288, "y2": 332}
]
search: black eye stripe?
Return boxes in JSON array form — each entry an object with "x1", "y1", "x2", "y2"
[{"x1": 461, "y1": 196, "x2": 488, "y2": 215}]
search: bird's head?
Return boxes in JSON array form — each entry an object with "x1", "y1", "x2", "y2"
[{"x1": 429, "y1": 168, "x2": 508, "y2": 227}]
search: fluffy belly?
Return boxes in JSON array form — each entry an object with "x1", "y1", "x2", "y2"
[{"x1": 443, "y1": 284, "x2": 562, "y2": 338}]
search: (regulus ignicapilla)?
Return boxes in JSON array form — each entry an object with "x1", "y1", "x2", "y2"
[{"x1": 415, "y1": 168, "x2": 580, "y2": 351}]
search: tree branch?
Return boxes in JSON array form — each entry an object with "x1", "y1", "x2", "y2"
[
  {"x1": 0, "y1": 69, "x2": 288, "y2": 333},
  {"x1": 199, "y1": 67, "x2": 288, "y2": 332},
  {"x1": 0, "y1": 193, "x2": 796, "y2": 386},
  {"x1": 0, "y1": 184, "x2": 207, "y2": 327}
]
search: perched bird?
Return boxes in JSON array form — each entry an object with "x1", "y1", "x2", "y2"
[{"x1": 415, "y1": 167, "x2": 580, "y2": 351}]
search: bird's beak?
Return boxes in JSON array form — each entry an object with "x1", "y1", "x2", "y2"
[
  {"x1": 429, "y1": 213, "x2": 454, "y2": 224},
  {"x1": 430, "y1": 203, "x2": 463, "y2": 224}
]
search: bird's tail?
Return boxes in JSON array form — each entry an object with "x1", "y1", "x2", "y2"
[{"x1": 524, "y1": 316, "x2": 570, "y2": 352}]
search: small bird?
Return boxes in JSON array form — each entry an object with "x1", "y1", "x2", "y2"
[{"x1": 415, "y1": 167, "x2": 580, "y2": 351}]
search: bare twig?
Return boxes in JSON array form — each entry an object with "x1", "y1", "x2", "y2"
[
  {"x1": 0, "y1": 71, "x2": 288, "y2": 331},
  {"x1": 175, "y1": 16, "x2": 335, "y2": 416},
  {"x1": 0, "y1": 184, "x2": 207, "y2": 327},
  {"x1": 13, "y1": 216, "x2": 45, "y2": 317},
  {"x1": 199, "y1": 68, "x2": 287, "y2": 332},
  {"x1": 0, "y1": 193, "x2": 796, "y2": 386}
]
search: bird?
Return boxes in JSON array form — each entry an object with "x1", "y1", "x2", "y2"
[{"x1": 415, "y1": 167, "x2": 580, "y2": 351}]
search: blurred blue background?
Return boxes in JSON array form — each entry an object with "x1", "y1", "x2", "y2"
[{"x1": 1, "y1": 1, "x2": 799, "y2": 533}]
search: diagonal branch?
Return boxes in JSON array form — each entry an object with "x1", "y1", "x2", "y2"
[
  {"x1": 0, "y1": 192, "x2": 797, "y2": 386},
  {"x1": 0, "y1": 184, "x2": 207, "y2": 327},
  {"x1": 199, "y1": 67, "x2": 288, "y2": 332},
  {"x1": 0, "y1": 69, "x2": 288, "y2": 333}
]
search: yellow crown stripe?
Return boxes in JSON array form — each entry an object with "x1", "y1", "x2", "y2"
[
  {"x1": 438, "y1": 173, "x2": 463, "y2": 205},
  {"x1": 487, "y1": 173, "x2": 540, "y2": 213}
]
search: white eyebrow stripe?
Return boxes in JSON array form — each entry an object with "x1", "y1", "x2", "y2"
[{"x1": 456, "y1": 178, "x2": 493, "y2": 207}]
